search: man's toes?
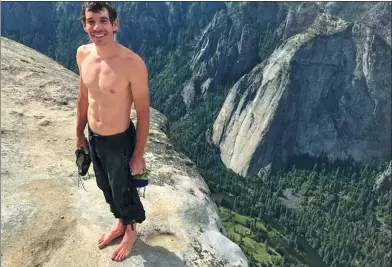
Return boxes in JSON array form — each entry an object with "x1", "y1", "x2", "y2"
[
  {"x1": 111, "y1": 252, "x2": 118, "y2": 261},
  {"x1": 117, "y1": 252, "x2": 123, "y2": 261},
  {"x1": 98, "y1": 233, "x2": 105, "y2": 243},
  {"x1": 98, "y1": 239, "x2": 106, "y2": 248},
  {"x1": 112, "y1": 248, "x2": 121, "y2": 261},
  {"x1": 122, "y1": 252, "x2": 128, "y2": 261},
  {"x1": 120, "y1": 251, "x2": 126, "y2": 261},
  {"x1": 115, "y1": 252, "x2": 122, "y2": 261},
  {"x1": 119, "y1": 250, "x2": 127, "y2": 261}
]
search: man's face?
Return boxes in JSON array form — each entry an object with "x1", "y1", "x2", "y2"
[{"x1": 83, "y1": 8, "x2": 118, "y2": 46}]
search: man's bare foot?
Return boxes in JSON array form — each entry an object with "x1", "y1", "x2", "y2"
[
  {"x1": 111, "y1": 223, "x2": 138, "y2": 261},
  {"x1": 98, "y1": 219, "x2": 125, "y2": 249}
]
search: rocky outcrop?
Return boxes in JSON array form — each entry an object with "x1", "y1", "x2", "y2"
[
  {"x1": 212, "y1": 14, "x2": 391, "y2": 176},
  {"x1": 321, "y1": 1, "x2": 392, "y2": 46},
  {"x1": 1, "y1": 37, "x2": 248, "y2": 267},
  {"x1": 374, "y1": 162, "x2": 391, "y2": 194}
]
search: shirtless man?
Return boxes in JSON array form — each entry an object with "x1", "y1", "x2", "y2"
[{"x1": 76, "y1": 1, "x2": 149, "y2": 261}]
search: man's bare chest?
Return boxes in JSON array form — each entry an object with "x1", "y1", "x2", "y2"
[{"x1": 81, "y1": 59, "x2": 129, "y2": 94}]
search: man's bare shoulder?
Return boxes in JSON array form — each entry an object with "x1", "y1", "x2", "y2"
[
  {"x1": 118, "y1": 45, "x2": 145, "y2": 67},
  {"x1": 120, "y1": 46, "x2": 147, "y2": 81},
  {"x1": 77, "y1": 43, "x2": 93, "y2": 54},
  {"x1": 76, "y1": 44, "x2": 93, "y2": 65},
  {"x1": 116, "y1": 45, "x2": 147, "y2": 83}
]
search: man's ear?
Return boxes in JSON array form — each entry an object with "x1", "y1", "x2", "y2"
[
  {"x1": 112, "y1": 18, "x2": 119, "y2": 32},
  {"x1": 82, "y1": 22, "x2": 88, "y2": 33}
]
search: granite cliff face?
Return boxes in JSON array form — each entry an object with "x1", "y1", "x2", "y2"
[
  {"x1": 212, "y1": 13, "x2": 391, "y2": 176},
  {"x1": 1, "y1": 37, "x2": 248, "y2": 267},
  {"x1": 182, "y1": 2, "x2": 287, "y2": 109}
]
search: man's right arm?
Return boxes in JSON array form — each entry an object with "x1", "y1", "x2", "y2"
[{"x1": 76, "y1": 45, "x2": 89, "y2": 151}]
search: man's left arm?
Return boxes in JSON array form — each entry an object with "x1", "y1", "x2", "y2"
[{"x1": 129, "y1": 56, "x2": 150, "y2": 171}]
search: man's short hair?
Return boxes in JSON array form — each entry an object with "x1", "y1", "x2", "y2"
[{"x1": 80, "y1": 1, "x2": 118, "y2": 25}]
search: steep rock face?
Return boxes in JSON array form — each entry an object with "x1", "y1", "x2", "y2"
[
  {"x1": 1, "y1": 37, "x2": 248, "y2": 267},
  {"x1": 182, "y1": 2, "x2": 287, "y2": 108},
  {"x1": 212, "y1": 14, "x2": 391, "y2": 176},
  {"x1": 280, "y1": 2, "x2": 321, "y2": 39}
]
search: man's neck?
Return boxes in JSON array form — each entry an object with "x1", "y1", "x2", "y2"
[{"x1": 94, "y1": 41, "x2": 119, "y2": 59}]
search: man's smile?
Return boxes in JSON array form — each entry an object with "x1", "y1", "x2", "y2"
[{"x1": 92, "y1": 33, "x2": 106, "y2": 38}]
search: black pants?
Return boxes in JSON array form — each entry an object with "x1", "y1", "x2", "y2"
[{"x1": 87, "y1": 121, "x2": 146, "y2": 225}]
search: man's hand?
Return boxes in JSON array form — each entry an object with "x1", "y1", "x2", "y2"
[
  {"x1": 129, "y1": 155, "x2": 146, "y2": 176},
  {"x1": 76, "y1": 133, "x2": 89, "y2": 154}
]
